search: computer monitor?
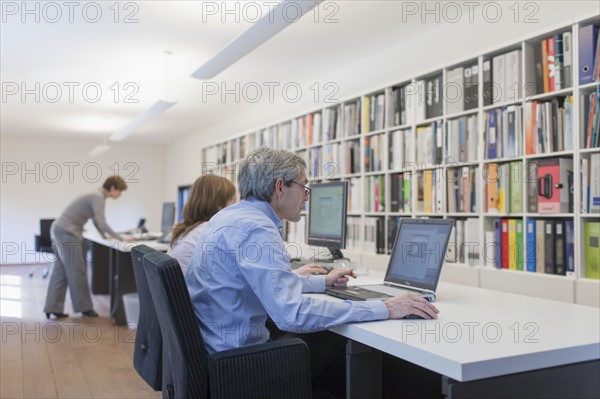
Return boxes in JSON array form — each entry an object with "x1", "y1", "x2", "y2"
[
  {"x1": 137, "y1": 218, "x2": 147, "y2": 233},
  {"x1": 177, "y1": 185, "x2": 191, "y2": 223},
  {"x1": 307, "y1": 181, "x2": 348, "y2": 261},
  {"x1": 161, "y1": 202, "x2": 176, "y2": 235}
]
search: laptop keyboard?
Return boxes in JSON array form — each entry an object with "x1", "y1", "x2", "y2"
[
  {"x1": 364, "y1": 285, "x2": 435, "y2": 302},
  {"x1": 365, "y1": 285, "x2": 409, "y2": 296}
]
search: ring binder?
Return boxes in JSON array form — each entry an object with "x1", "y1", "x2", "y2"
[{"x1": 538, "y1": 174, "x2": 553, "y2": 199}]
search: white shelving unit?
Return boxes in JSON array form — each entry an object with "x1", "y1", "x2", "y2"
[{"x1": 201, "y1": 13, "x2": 600, "y2": 307}]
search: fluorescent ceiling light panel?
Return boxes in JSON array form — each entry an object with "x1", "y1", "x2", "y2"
[
  {"x1": 88, "y1": 144, "x2": 111, "y2": 157},
  {"x1": 191, "y1": 0, "x2": 323, "y2": 79},
  {"x1": 109, "y1": 100, "x2": 177, "y2": 142}
]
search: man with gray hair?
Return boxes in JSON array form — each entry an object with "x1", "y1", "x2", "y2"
[{"x1": 186, "y1": 147, "x2": 438, "y2": 395}]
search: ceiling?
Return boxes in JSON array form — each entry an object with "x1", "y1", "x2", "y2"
[
  {"x1": 4, "y1": 1, "x2": 595, "y2": 147},
  {"x1": 1, "y1": 1, "x2": 443, "y2": 145}
]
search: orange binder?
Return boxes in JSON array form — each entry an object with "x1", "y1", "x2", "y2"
[{"x1": 486, "y1": 163, "x2": 499, "y2": 212}]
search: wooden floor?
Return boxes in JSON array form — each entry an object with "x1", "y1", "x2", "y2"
[{"x1": 0, "y1": 264, "x2": 161, "y2": 399}]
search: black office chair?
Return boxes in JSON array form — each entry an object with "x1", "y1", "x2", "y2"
[
  {"x1": 31, "y1": 218, "x2": 55, "y2": 278},
  {"x1": 131, "y1": 245, "x2": 163, "y2": 391},
  {"x1": 142, "y1": 250, "x2": 313, "y2": 399}
]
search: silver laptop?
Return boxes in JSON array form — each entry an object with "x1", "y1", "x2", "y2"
[{"x1": 325, "y1": 218, "x2": 454, "y2": 302}]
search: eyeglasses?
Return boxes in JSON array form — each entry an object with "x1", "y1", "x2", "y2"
[{"x1": 287, "y1": 180, "x2": 311, "y2": 196}]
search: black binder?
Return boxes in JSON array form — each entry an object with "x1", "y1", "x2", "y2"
[
  {"x1": 554, "y1": 220, "x2": 566, "y2": 275},
  {"x1": 544, "y1": 221, "x2": 556, "y2": 274}
]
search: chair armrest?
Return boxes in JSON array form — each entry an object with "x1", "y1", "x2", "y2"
[
  {"x1": 208, "y1": 338, "x2": 312, "y2": 399},
  {"x1": 34, "y1": 235, "x2": 42, "y2": 252}
]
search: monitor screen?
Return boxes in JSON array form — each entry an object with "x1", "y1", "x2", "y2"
[
  {"x1": 307, "y1": 181, "x2": 348, "y2": 256},
  {"x1": 161, "y1": 202, "x2": 176, "y2": 234},
  {"x1": 177, "y1": 185, "x2": 191, "y2": 223}
]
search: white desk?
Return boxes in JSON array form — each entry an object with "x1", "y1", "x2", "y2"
[
  {"x1": 84, "y1": 232, "x2": 168, "y2": 324},
  {"x1": 84, "y1": 231, "x2": 169, "y2": 252},
  {"x1": 316, "y1": 271, "x2": 600, "y2": 398}
]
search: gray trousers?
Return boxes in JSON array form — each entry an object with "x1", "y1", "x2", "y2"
[{"x1": 44, "y1": 227, "x2": 93, "y2": 313}]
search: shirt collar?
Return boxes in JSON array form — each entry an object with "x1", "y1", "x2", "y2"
[{"x1": 243, "y1": 196, "x2": 283, "y2": 231}]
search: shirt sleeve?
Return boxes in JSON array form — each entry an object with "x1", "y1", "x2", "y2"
[
  {"x1": 91, "y1": 194, "x2": 122, "y2": 240},
  {"x1": 299, "y1": 275, "x2": 326, "y2": 293},
  {"x1": 234, "y1": 225, "x2": 388, "y2": 333}
]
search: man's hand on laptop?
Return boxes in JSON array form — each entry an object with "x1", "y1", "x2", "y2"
[
  {"x1": 326, "y1": 268, "x2": 357, "y2": 288},
  {"x1": 295, "y1": 264, "x2": 328, "y2": 276},
  {"x1": 384, "y1": 293, "x2": 439, "y2": 319}
]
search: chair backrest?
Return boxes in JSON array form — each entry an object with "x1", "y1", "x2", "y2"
[
  {"x1": 35, "y1": 219, "x2": 55, "y2": 251},
  {"x1": 143, "y1": 250, "x2": 209, "y2": 399},
  {"x1": 40, "y1": 219, "x2": 54, "y2": 238},
  {"x1": 131, "y1": 245, "x2": 163, "y2": 391}
]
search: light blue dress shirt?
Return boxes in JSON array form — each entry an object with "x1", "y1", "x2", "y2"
[{"x1": 185, "y1": 196, "x2": 388, "y2": 354}]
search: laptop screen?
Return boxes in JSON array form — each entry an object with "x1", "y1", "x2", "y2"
[{"x1": 385, "y1": 219, "x2": 454, "y2": 291}]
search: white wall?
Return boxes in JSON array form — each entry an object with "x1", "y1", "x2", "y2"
[
  {"x1": 0, "y1": 135, "x2": 165, "y2": 264},
  {"x1": 164, "y1": 133, "x2": 207, "y2": 202}
]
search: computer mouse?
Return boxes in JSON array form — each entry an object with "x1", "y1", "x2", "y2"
[{"x1": 403, "y1": 314, "x2": 425, "y2": 320}]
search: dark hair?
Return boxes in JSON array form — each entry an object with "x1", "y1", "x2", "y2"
[
  {"x1": 170, "y1": 175, "x2": 236, "y2": 246},
  {"x1": 103, "y1": 175, "x2": 127, "y2": 191}
]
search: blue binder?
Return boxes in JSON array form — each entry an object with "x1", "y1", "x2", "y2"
[
  {"x1": 565, "y1": 220, "x2": 574, "y2": 275},
  {"x1": 487, "y1": 110, "x2": 497, "y2": 159},
  {"x1": 526, "y1": 219, "x2": 537, "y2": 272},
  {"x1": 579, "y1": 24, "x2": 599, "y2": 85}
]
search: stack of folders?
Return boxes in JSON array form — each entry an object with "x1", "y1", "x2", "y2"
[
  {"x1": 342, "y1": 99, "x2": 361, "y2": 137},
  {"x1": 364, "y1": 135, "x2": 385, "y2": 172},
  {"x1": 581, "y1": 154, "x2": 600, "y2": 214},
  {"x1": 411, "y1": 75, "x2": 443, "y2": 124},
  {"x1": 484, "y1": 219, "x2": 574, "y2": 276},
  {"x1": 523, "y1": 96, "x2": 574, "y2": 154},
  {"x1": 445, "y1": 218, "x2": 480, "y2": 265},
  {"x1": 362, "y1": 93, "x2": 385, "y2": 134},
  {"x1": 584, "y1": 222, "x2": 600, "y2": 280},
  {"x1": 445, "y1": 115, "x2": 478, "y2": 164},
  {"x1": 345, "y1": 217, "x2": 361, "y2": 252},
  {"x1": 389, "y1": 173, "x2": 412, "y2": 214},
  {"x1": 388, "y1": 85, "x2": 408, "y2": 127},
  {"x1": 323, "y1": 105, "x2": 341, "y2": 142},
  {"x1": 337, "y1": 140, "x2": 360, "y2": 175},
  {"x1": 447, "y1": 167, "x2": 477, "y2": 214},
  {"x1": 526, "y1": 158, "x2": 574, "y2": 214},
  {"x1": 485, "y1": 162, "x2": 523, "y2": 214},
  {"x1": 416, "y1": 170, "x2": 444, "y2": 214},
  {"x1": 490, "y1": 49, "x2": 522, "y2": 104},
  {"x1": 445, "y1": 63, "x2": 479, "y2": 115},
  {"x1": 365, "y1": 175, "x2": 385, "y2": 213},
  {"x1": 303, "y1": 112, "x2": 322, "y2": 146},
  {"x1": 484, "y1": 106, "x2": 523, "y2": 159},
  {"x1": 582, "y1": 88, "x2": 600, "y2": 149},
  {"x1": 347, "y1": 177, "x2": 361, "y2": 213},
  {"x1": 536, "y1": 31, "x2": 573, "y2": 93},
  {"x1": 416, "y1": 121, "x2": 443, "y2": 166},
  {"x1": 362, "y1": 217, "x2": 384, "y2": 254}
]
